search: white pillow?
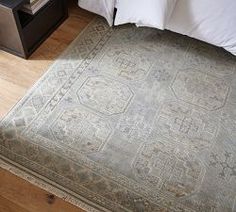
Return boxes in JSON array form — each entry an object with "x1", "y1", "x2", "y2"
[{"x1": 115, "y1": 0, "x2": 177, "y2": 30}]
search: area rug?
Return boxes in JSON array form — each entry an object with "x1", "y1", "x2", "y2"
[{"x1": 0, "y1": 18, "x2": 236, "y2": 212}]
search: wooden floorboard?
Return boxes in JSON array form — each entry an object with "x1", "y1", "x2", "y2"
[
  {"x1": 0, "y1": 195, "x2": 29, "y2": 212},
  {"x1": 0, "y1": 0, "x2": 94, "y2": 211},
  {"x1": 0, "y1": 168, "x2": 84, "y2": 212}
]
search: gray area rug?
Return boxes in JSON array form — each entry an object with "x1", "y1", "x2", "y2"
[{"x1": 0, "y1": 18, "x2": 236, "y2": 211}]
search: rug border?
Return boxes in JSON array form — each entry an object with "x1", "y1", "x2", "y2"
[
  {"x1": 0, "y1": 16, "x2": 98, "y2": 123},
  {"x1": 0, "y1": 17, "x2": 110, "y2": 212},
  {"x1": 0, "y1": 157, "x2": 102, "y2": 212}
]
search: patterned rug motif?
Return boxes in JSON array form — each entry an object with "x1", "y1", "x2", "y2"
[{"x1": 0, "y1": 18, "x2": 236, "y2": 211}]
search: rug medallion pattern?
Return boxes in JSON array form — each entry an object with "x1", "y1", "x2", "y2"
[{"x1": 0, "y1": 18, "x2": 236, "y2": 211}]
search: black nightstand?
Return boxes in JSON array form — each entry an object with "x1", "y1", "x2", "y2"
[{"x1": 0, "y1": 0, "x2": 68, "y2": 58}]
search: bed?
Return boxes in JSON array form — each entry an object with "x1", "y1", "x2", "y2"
[{"x1": 78, "y1": 0, "x2": 236, "y2": 56}]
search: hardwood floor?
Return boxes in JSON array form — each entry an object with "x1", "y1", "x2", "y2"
[
  {"x1": 0, "y1": 1, "x2": 94, "y2": 211},
  {"x1": 0, "y1": 168, "x2": 84, "y2": 212}
]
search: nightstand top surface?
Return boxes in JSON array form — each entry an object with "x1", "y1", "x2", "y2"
[{"x1": 0, "y1": 0, "x2": 26, "y2": 9}]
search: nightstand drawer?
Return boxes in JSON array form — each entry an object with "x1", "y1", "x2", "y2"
[{"x1": 22, "y1": 0, "x2": 65, "y2": 52}]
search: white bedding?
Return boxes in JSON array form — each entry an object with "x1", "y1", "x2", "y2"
[
  {"x1": 79, "y1": 0, "x2": 115, "y2": 26},
  {"x1": 78, "y1": 0, "x2": 236, "y2": 55},
  {"x1": 115, "y1": 0, "x2": 176, "y2": 30},
  {"x1": 167, "y1": 0, "x2": 236, "y2": 55}
]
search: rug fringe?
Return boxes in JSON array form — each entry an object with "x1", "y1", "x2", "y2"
[{"x1": 0, "y1": 158, "x2": 101, "y2": 212}]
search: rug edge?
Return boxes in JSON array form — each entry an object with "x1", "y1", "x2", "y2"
[
  {"x1": 0, "y1": 16, "x2": 98, "y2": 123},
  {"x1": 0, "y1": 17, "x2": 112, "y2": 212},
  {"x1": 0, "y1": 157, "x2": 102, "y2": 212}
]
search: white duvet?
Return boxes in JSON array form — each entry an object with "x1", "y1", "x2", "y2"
[
  {"x1": 167, "y1": 0, "x2": 236, "y2": 55},
  {"x1": 114, "y1": 0, "x2": 177, "y2": 30},
  {"x1": 78, "y1": 0, "x2": 236, "y2": 55},
  {"x1": 79, "y1": 0, "x2": 115, "y2": 26}
]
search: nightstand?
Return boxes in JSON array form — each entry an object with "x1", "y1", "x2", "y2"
[{"x1": 0, "y1": 0, "x2": 68, "y2": 58}]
